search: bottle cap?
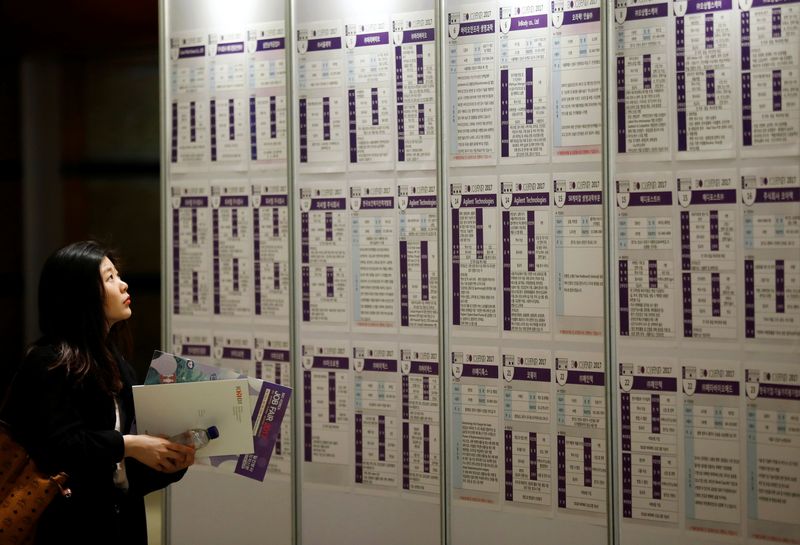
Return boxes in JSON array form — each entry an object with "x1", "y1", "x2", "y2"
[{"x1": 206, "y1": 426, "x2": 220, "y2": 440}]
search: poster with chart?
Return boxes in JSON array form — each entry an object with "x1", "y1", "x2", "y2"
[
  {"x1": 350, "y1": 180, "x2": 398, "y2": 331},
  {"x1": 298, "y1": 183, "x2": 349, "y2": 329},
  {"x1": 296, "y1": 20, "x2": 346, "y2": 172},
  {"x1": 742, "y1": 167, "x2": 800, "y2": 342},
  {"x1": 614, "y1": 0, "x2": 671, "y2": 160},
  {"x1": 212, "y1": 330, "x2": 253, "y2": 374},
  {"x1": 211, "y1": 182, "x2": 253, "y2": 318},
  {"x1": 448, "y1": 3, "x2": 498, "y2": 165},
  {"x1": 745, "y1": 362, "x2": 800, "y2": 544},
  {"x1": 673, "y1": 0, "x2": 736, "y2": 159},
  {"x1": 740, "y1": 0, "x2": 800, "y2": 158},
  {"x1": 449, "y1": 178, "x2": 499, "y2": 332},
  {"x1": 252, "y1": 180, "x2": 290, "y2": 324},
  {"x1": 171, "y1": 329, "x2": 213, "y2": 363},
  {"x1": 677, "y1": 171, "x2": 738, "y2": 340},
  {"x1": 615, "y1": 173, "x2": 676, "y2": 339},
  {"x1": 400, "y1": 345, "x2": 440, "y2": 496},
  {"x1": 498, "y1": 2, "x2": 550, "y2": 164},
  {"x1": 301, "y1": 339, "x2": 352, "y2": 485},
  {"x1": 398, "y1": 178, "x2": 439, "y2": 332},
  {"x1": 247, "y1": 21, "x2": 287, "y2": 169},
  {"x1": 353, "y1": 342, "x2": 401, "y2": 489},
  {"x1": 169, "y1": 31, "x2": 210, "y2": 171},
  {"x1": 681, "y1": 360, "x2": 742, "y2": 537},
  {"x1": 254, "y1": 334, "x2": 292, "y2": 478},
  {"x1": 554, "y1": 352, "x2": 607, "y2": 522},
  {"x1": 553, "y1": 173, "x2": 604, "y2": 338},
  {"x1": 551, "y1": 0, "x2": 602, "y2": 161},
  {"x1": 345, "y1": 18, "x2": 395, "y2": 170},
  {"x1": 451, "y1": 346, "x2": 502, "y2": 503},
  {"x1": 500, "y1": 173, "x2": 552, "y2": 338},
  {"x1": 393, "y1": 10, "x2": 437, "y2": 170},
  {"x1": 501, "y1": 349, "x2": 554, "y2": 512},
  {"x1": 170, "y1": 181, "x2": 212, "y2": 317},
  {"x1": 208, "y1": 30, "x2": 248, "y2": 170}
]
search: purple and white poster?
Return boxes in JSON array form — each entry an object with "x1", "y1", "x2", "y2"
[
  {"x1": 500, "y1": 174, "x2": 551, "y2": 336},
  {"x1": 498, "y1": 3, "x2": 550, "y2": 164},
  {"x1": 393, "y1": 10, "x2": 436, "y2": 170},
  {"x1": 252, "y1": 181, "x2": 290, "y2": 324},
  {"x1": 296, "y1": 20, "x2": 346, "y2": 172},
  {"x1": 169, "y1": 31, "x2": 210, "y2": 170},
  {"x1": 345, "y1": 18, "x2": 395, "y2": 169},
  {"x1": 247, "y1": 21, "x2": 288, "y2": 168},
  {"x1": 447, "y1": 4, "x2": 498, "y2": 165},
  {"x1": 673, "y1": 0, "x2": 736, "y2": 158},
  {"x1": 211, "y1": 183, "x2": 253, "y2": 317},
  {"x1": 171, "y1": 182, "x2": 212, "y2": 317},
  {"x1": 208, "y1": 30, "x2": 248, "y2": 169},
  {"x1": 677, "y1": 171, "x2": 738, "y2": 339},
  {"x1": 741, "y1": 167, "x2": 800, "y2": 341},
  {"x1": 614, "y1": 0, "x2": 670, "y2": 159},
  {"x1": 398, "y1": 179, "x2": 439, "y2": 331},
  {"x1": 449, "y1": 178, "x2": 499, "y2": 330},
  {"x1": 350, "y1": 181, "x2": 397, "y2": 330},
  {"x1": 616, "y1": 173, "x2": 676, "y2": 339}
]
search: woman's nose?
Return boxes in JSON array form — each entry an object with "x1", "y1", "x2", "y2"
[{"x1": 121, "y1": 280, "x2": 128, "y2": 292}]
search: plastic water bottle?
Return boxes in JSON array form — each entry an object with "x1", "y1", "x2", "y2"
[{"x1": 170, "y1": 426, "x2": 219, "y2": 450}]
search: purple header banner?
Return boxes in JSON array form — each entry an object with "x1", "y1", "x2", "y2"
[
  {"x1": 220, "y1": 195, "x2": 248, "y2": 207},
  {"x1": 410, "y1": 361, "x2": 439, "y2": 375},
  {"x1": 402, "y1": 28, "x2": 435, "y2": 43},
  {"x1": 260, "y1": 195, "x2": 288, "y2": 206},
  {"x1": 307, "y1": 37, "x2": 342, "y2": 52},
  {"x1": 512, "y1": 367, "x2": 551, "y2": 382},
  {"x1": 217, "y1": 42, "x2": 245, "y2": 55},
  {"x1": 757, "y1": 383, "x2": 800, "y2": 400},
  {"x1": 262, "y1": 349, "x2": 290, "y2": 362},
  {"x1": 407, "y1": 196, "x2": 437, "y2": 208},
  {"x1": 752, "y1": 0, "x2": 800, "y2": 6},
  {"x1": 510, "y1": 192, "x2": 549, "y2": 206},
  {"x1": 755, "y1": 188, "x2": 799, "y2": 203},
  {"x1": 510, "y1": 14, "x2": 548, "y2": 31},
  {"x1": 563, "y1": 7, "x2": 601, "y2": 25},
  {"x1": 460, "y1": 194, "x2": 497, "y2": 207},
  {"x1": 178, "y1": 46, "x2": 205, "y2": 59},
  {"x1": 180, "y1": 196, "x2": 209, "y2": 208},
  {"x1": 565, "y1": 191, "x2": 603, "y2": 205},
  {"x1": 461, "y1": 364, "x2": 499, "y2": 379},
  {"x1": 363, "y1": 359, "x2": 398, "y2": 372},
  {"x1": 222, "y1": 347, "x2": 252, "y2": 360},
  {"x1": 257, "y1": 38, "x2": 286, "y2": 51},
  {"x1": 566, "y1": 370, "x2": 605, "y2": 386},
  {"x1": 359, "y1": 196, "x2": 395, "y2": 209},
  {"x1": 310, "y1": 197, "x2": 346, "y2": 210},
  {"x1": 355, "y1": 32, "x2": 390, "y2": 47},
  {"x1": 312, "y1": 356, "x2": 349, "y2": 370},
  {"x1": 686, "y1": 0, "x2": 733, "y2": 13},
  {"x1": 182, "y1": 344, "x2": 211, "y2": 357},
  {"x1": 625, "y1": 3, "x2": 669, "y2": 20},
  {"x1": 630, "y1": 376, "x2": 678, "y2": 391},
  {"x1": 695, "y1": 379, "x2": 740, "y2": 396},
  {"x1": 628, "y1": 191, "x2": 673, "y2": 206},
  {"x1": 690, "y1": 189, "x2": 737, "y2": 205},
  {"x1": 458, "y1": 20, "x2": 496, "y2": 36}
]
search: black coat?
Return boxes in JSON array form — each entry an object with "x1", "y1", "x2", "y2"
[{"x1": 2, "y1": 343, "x2": 186, "y2": 545}]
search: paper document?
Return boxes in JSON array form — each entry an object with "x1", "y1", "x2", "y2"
[{"x1": 133, "y1": 379, "x2": 254, "y2": 458}]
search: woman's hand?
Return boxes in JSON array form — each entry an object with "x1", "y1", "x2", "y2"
[{"x1": 123, "y1": 434, "x2": 196, "y2": 473}]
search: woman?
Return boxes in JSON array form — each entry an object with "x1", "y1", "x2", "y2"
[{"x1": 2, "y1": 241, "x2": 195, "y2": 545}]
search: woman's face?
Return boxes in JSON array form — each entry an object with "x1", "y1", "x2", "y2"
[{"x1": 101, "y1": 256, "x2": 132, "y2": 327}]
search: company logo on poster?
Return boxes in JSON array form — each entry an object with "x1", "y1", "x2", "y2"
[
  {"x1": 448, "y1": 12, "x2": 461, "y2": 39},
  {"x1": 682, "y1": 366, "x2": 696, "y2": 396},
  {"x1": 553, "y1": 180, "x2": 567, "y2": 208},
  {"x1": 616, "y1": 180, "x2": 631, "y2": 208},
  {"x1": 745, "y1": 369, "x2": 760, "y2": 400},
  {"x1": 741, "y1": 175, "x2": 757, "y2": 206},
  {"x1": 677, "y1": 178, "x2": 692, "y2": 207}
]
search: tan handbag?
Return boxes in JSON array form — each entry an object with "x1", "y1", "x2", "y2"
[{"x1": 0, "y1": 423, "x2": 70, "y2": 545}]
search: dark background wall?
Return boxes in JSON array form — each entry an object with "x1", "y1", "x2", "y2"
[{"x1": 0, "y1": 1, "x2": 162, "y2": 390}]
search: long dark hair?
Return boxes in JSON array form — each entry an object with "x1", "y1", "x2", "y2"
[{"x1": 36, "y1": 240, "x2": 132, "y2": 394}]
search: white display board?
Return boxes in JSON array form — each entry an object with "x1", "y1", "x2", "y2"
[{"x1": 160, "y1": 1, "x2": 800, "y2": 544}]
